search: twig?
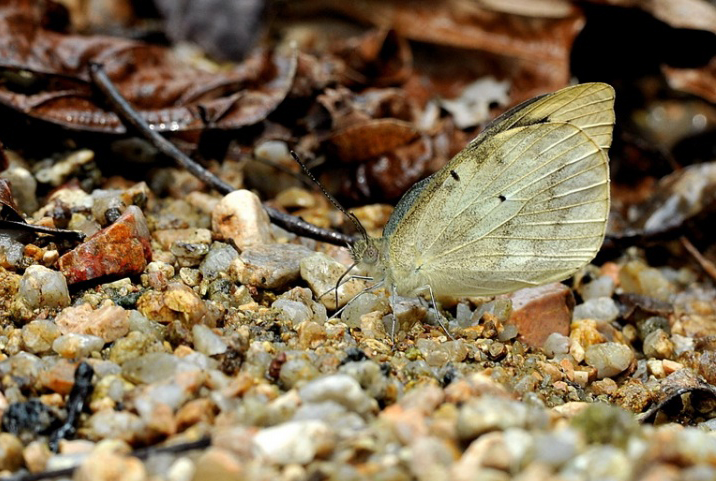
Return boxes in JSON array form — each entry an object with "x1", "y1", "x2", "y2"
[
  {"x1": 681, "y1": 236, "x2": 716, "y2": 281},
  {"x1": 88, "y1": 63, "x2": 354, "y2": 246}
]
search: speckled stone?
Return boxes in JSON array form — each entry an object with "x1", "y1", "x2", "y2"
[
  {"x1": 58, "y1": 206, "x2": 152, "y2": 284},
  {"x1": 299, "y1": 252, "x2": 369, "y2": 310},
  {"x1": 230, "y1": 243, "x2": 315, "y2": 289},
  {"x1": 55, "y1": 301, "x2": 130, "y2": 343}
]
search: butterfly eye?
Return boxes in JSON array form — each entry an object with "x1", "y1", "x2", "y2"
[{"x1": 365, "y1": 246, "x2": 379, "y2": 264}]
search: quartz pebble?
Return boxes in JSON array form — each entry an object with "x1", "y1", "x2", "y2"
[
  {"x1": 52, "y1": 333, "x2": 105, "y2": 358},
  {"x1": 573, "y1": 297, "x2": 620, "y2": 323},
  {"x1": 585, "y1": 343, "x2": 635, "y2": 378},
  {"x1": 74, "y1": 448, "x2": 146, "y2": 481},
  {"x1": 58, "y1": 206, "x2": 152, "y2": 284},
  {"x1": 299, "y1": 374, "x2": 377, "y2": 416},
  {"x1": 121, "y1": 352, "x2": 178, "y2": 384},
  {"x1": 21, "y1": 320, "x2": 60, "y2": 354},
  {"x1": 199, "y1": 243, "x2": 239, "y2": 281},
  {"x1": 579, "y1": 275, "x2": 616, "y2": 300},
  {"x1": 18, "y1": 265, "x2": 70, "y2": 310},
  {"x1": 253, "y1": 420, "x2": 335, "y2": 465},
  {"x1": 192, "y1": 324, "x2": 227, "y2": 356},
  {"x1": 212, "y1": 190, "x2": 273, "y2": 248}
]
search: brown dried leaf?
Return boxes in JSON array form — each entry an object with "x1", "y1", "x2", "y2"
[
  {"x1": 0, "y1": 1, "x2": 297, "y2": 133},
  {"x1": 639, "y1": 368, "x2": 716, "y2": 424},
  {"x1": 328, "y1": 118, "x2": 421, "y2": 163},
  {"x1": 663, "y1": 57, "x2": 716, "y2": 104}
]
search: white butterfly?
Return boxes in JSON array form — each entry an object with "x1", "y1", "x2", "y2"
[{"x1": 350, "y1": 82, "x2": 614, "y2": 303}]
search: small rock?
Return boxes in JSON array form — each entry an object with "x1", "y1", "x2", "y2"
[
  {"x1": 299, "y1": 374, "x2": 377, "y2": 416},
  {"x1": 643, "y1": 329, "x2": 675, "y2": 359},
  {"x1": 18, "y1": 265, "x2": 71, "y2": 310},
  {"x1": 74, "y1": 449, "x2": 146, "y2": 481},
  {"x1": 22, "y1": 320, "x2": 61, "y2": 354},
  {"x1": 55, "y1": 301, "x2": 130, "y2": 343},
  {"x1": 121, "y1": 352, "x2": 178, "y2": 384},
  {"x1": 192, "y1": 325, "x2": 227, "y2": 356},
  {"x1": 35, "y1": 149, "x2": 94, "y2": 187},
  {"x1": 212, "y1": 190, "x2": 273, "y2": 249},
  {"x1": 579, "y1": 275, "x2": 615, "y2": 300},
  {"x1": 52, "y1": 333, "x2": 105, "y2": 358},
  {"x1": 585, "y1": 343, "x2": 634, "y2": 378},
  {"x1": 230, "y1": 243, "x2": 315, "y2": 289},
  {"x1": 199, "y1": 243, "x2": 239, "y2": 281},
  {"x1": 1, "y1": 166, "x2": 38, "y2": 214},
  {"x1": 23, "y1": 440, "x2": 51, "y2": 473},
  {"x1": 0, "y1": 433, "x2": 24, "y2": 471},
  {"x1": 619, "y1": 260, "x2": 673, "y2": 301},
  {"x1": 505, "y1": 283, "x2": 573, "y2": 348},
  {"x1": 279, "y1": 358, "x2": 321, "y2": 389},
  {"x1": 253, "y1": 420, "x2": 334, "y2": 464},
  {"x1": 542, "y1": 332, "x2": 570, "y2": 357},
  {"x1": 192, "y1": 448, "x2": 243, "y2": 480},
  {"x1": 272, "y1": 299, "x2": 313, "y2": 326},
  {"x1": 299, "y1": 252, "x2": 369, "y2": 310},
  {"x1": 456, "y1": 396, "x2": 546, "y2": 441},
  {"x1": 86, "y1": 410, "x2": 145, "y2": 444},
  {"x1": 573, "y1": 297, "x2": 620, "y2": 323},
  {"x1": 58, "y1": 206, "x2": 152, "y2": 284}
]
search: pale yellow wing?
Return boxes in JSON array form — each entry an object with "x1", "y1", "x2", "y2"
[{"x1": 385, "y1": 83, "x2": 614, "y2": 297}]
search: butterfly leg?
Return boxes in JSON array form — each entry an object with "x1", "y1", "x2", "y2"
[
  {"x1": 426, "y1": 284, "x2": 455, "y2": 341},
  {"x1": 330, "y1": 279, "x2": 382, "y2": 320}
]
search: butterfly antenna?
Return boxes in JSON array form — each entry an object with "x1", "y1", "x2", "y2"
[{"x1": 290, "y1": 151, "x2": 369, "y2": 242}]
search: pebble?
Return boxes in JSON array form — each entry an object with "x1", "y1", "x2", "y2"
[
  {"x1": 192, "y1": 324, "x2": 227, "y2": 356},
  {"x1": 340, "y1": 293, "x2": 389, "y2": 328},
  {"x1": 212, "y1": 190, "x2": 273, "y2": 248},
  {"x1": 192, "y1": 448, "x2": 243, "y2": 481},
  {"x1": 199, "y1": 243, "x2": 239, "y2": 281},
  {"x1": 35, "y1": 149, "x2": 94, "y2": 186},
  {"x1": 230, "y1": 243, "x2": 315, "y2": 289},
  {"x1": 253, "y1": 420, "x2": 335, "y2": 464},
  {"x1": 299, "y1": 252, "x2": 369, "y2": 310},
  {"x1": 584, "y1": 343, "x2": 635, "y2": 378},
  {"x1": 0, "y1": 433, "x2": 24, "y2": 471},
  {"x1": 74, "y1": 449, "x2": 147, "y2": 481},
  {"x1": 272, "y1": 299, "x2": 314, "y2": 326},
  {"x1": 121, "y1": 352, "x2": 178, "y2": 384},
  {"x1": 55, "y1": 301, "x2": 130, "y2": 343},
  {"x1": 619, "y1": 260, "x2": 673, "y2": 301},
  {"x1": 22, "y1": 440, "x2": 51, "y2": 473},
  {"x1": 299, "y1": 374, "x2": 377, "y2": 416},
  {"x1": 456, "y1": 396, "x2": 546, "y2": 441},
  {"x1": 505, "y1": 283, "x2": 572, "y2": 348},
  {"x1": 643, "y1": 329, "x2": 675, "y2": 359},
  {"x1": 58, "y1": 206, "x2": 153, "y2": 284},
  {"x1": 579, "y1": 275, "x2": 616, "y2": 300},
  {"x1": 542, "y1": 332, "x2": 570, "y2": 357},
  {"x1": 17, "y1": 265, "x2": 71, "y2": 310},
  {"x1": 573, "y1": 297, "x2": 620, "y2": 323},
  {"x1": 86, "y1": 410, "x2": 145, "y2": 444},
  {"x1": 21, "y1": 320, "x2": 60, "y2": 354},
  {"x1": 1, "y1": 166, "x2": 38, "y2": 214}
]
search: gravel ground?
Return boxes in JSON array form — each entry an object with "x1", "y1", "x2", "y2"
[{"x1": 1, "y1": 152, "x2": 716, "y2": 481}]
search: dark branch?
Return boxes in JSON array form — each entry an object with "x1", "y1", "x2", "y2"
[{"x1": 88, "y1": 63, "x2": 354, "y2": 246}]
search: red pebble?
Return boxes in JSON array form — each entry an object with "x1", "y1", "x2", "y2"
[{"x1": 59, "y1": 206, "x2": 152, "y2": 284}]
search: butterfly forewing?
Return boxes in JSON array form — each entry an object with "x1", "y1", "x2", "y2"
[{"x1": 385, "y1": 83, "x2": 614, "y2": 297}]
